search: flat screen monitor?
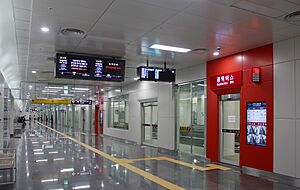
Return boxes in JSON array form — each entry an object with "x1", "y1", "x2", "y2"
[
  {"x1": 56, "y1": 53, "x2": 125, "y2": 82},
  {"x1": 246, "y1": 101, "x2": 267, "y2": 146},
  {"x1": 137, "y1": 66, "x2": 175, "y2": 82}
]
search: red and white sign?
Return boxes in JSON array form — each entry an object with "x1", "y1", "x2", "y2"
[
  {"x1": 210, "y1": 71, "x2": 243, "y2": 89},
  {"x1": 252, "y1": 67, "x2": 260, "y2": 83}
]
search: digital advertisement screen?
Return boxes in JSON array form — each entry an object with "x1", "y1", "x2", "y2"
[
  {"x1": 137, "y1": 66, "x2": 175, "y2": 82},
  {"x1": 246, "y1": 101, "x2": 267, "y2": 146},
  {"x1": 56, "y1": 53, "x2": 125, "y2": 82}
]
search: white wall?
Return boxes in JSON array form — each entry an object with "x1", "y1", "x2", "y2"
[
  {"x1": 104, "y1": 81, "x2": 175, "y2": 150},
  {"x1": 274, "y1": 36, "x2": 300, "y2": 178},
  {"x1": 176, "y1": 64, "x2": 206, "y2": 84}
]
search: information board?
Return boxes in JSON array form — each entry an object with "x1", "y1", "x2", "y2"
[
  {"x1": 56, "y1": 53, "x2": 125, "y2": 82},
  {"x1": 246, "y1": 101, "x2": 267, "y2": 146},
  {"x1": 31, "y1": 99, "x2": 71, "y2": 105},
  {"x1": 137, "y1": 66, "x2": 175, "y2": 82},
  {"x1": 71, "y1": 100, "x2": 92, "y2": 105}
]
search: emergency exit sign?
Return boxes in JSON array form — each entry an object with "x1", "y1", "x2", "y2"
[{"x1": 210, "y1": 71, "x2": 243, "y2": 89}]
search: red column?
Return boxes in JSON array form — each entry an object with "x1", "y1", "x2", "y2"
[
  {"x1": 99, "y1": 96, "x2": 104, "y2": 135},
  {"x1": 94, "y1": 105, "x2": 99, "y2": 135}
]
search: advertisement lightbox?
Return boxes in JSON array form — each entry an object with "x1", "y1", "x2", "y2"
[{"x1": 246, "y1": 101, "x2": 267, "y2": 146}]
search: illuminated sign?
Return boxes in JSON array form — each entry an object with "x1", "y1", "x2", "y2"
[
  {"x1": 137, "y1": 66, "x2": 176, "y2": 82},
  {"x1": 246, "y1": 101, "x2": 267, "y2": 146},
  {"x1": 31, "y1": 99, "x2": 71, "y2": 104},
  {"x1": 56, "y1": 53, "x2": 125, "y2": 82},
  {"x1": 252, "y1": 67, "x2": 260, "y2": 83},
  {"x1": 210, "y1": 71, "x2": 242, "y2": 89},
  {"x1": 71, "y1": 100, "x2": 92, "y2": 105}
]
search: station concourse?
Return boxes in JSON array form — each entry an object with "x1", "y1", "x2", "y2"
[{"x1": 1, "y1": 0, "x2": 300, "y2": 189}]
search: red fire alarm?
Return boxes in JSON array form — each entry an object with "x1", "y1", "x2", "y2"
[{"x1": 252, "y1": 67, "x2": 260, "y2": 83}]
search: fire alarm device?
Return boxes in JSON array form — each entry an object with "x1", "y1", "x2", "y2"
[{"x1": 252, "y1": 67, "x2": 260, "y2": 83}]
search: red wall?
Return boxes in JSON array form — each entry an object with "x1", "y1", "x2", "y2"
[{"x1": 207, "y1": 44, "x2": 273, "y2": 171}]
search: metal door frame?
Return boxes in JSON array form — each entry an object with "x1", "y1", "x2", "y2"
[
  {"x1": 219, "y1": 93, "x2": 240, "y2": 166},
  {"x1": 141, "y1": 101, "x2": 158, "y2": 147}
]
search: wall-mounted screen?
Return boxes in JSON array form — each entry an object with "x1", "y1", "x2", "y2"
[
  {"x1": 246, "y1": 101, "x2": 267, "y2": 146},
  {"x1": 56, "y1": 53, "x2": 125, "y2": 82},
  {"x1": 137, "y1": 66, "x2": 175, "y2": 82}
]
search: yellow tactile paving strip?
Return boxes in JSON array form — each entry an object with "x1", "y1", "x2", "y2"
[
  {"x1": 129, "y1": 157, "x2": 231, "y2": 171},
  {"x1": 37, "y1": 122, "x2": 231, "y2": 190}
]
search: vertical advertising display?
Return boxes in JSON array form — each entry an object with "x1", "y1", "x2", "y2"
[{"x1": 246, "y1": 102, "x2": 267, "y2": 146}]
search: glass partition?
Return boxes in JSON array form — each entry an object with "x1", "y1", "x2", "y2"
[
  {"x1": 177, "y1": 80, "x2": 206, "y2": 156},
  {"x1": 109, "y1": 95, "x2": 129, "y2": 130}
]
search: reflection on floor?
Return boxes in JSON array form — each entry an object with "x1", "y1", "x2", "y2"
[
  {"x1": 179, "y1": 144, "x2": 205, "y2": 156},
  {"x1": 1, "y1": 122, "x2": 299, "y2": 190},
  {"x1": 222, "y1": 154, "x2": 240, "y2": 165}
]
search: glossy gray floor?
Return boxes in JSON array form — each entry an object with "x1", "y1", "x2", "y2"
[{"x1": 2, "y1": 123, "x2": 299, "y2": 190}]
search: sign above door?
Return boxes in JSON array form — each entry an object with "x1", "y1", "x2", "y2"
[{"x1": 210, "y1": 71, "x2": 243, "y2": 89}]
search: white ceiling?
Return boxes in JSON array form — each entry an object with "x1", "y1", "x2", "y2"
[{"x1": 3, "y1": 0, "x2": 300, "y2": 99}]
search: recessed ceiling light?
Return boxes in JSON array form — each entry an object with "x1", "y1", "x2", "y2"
[
  {"x1": 72, "y1": 88, "x2": 89, "y2": 91},
  {"x1": 32, "y1": 70, "x2": 37, "y2": 74},
  {"x1": 150, "y1": 44, "x2": 191, "y2": 53},
  {"x1": 29, "y1": 85, "x2": 33, "y2": 88},
  {"x1": 115, "y1": 89, "x2": 121, "y2": 92},
  {"x1": 83, "y1": 94, "x2": 86, "y2": 97},
  {"x1": 60, "y1": 94, "x2": 74, "y2": 96},
  {"x1": 100, "y1": 89, "x2": 104, "y2": 92},
  {"x1": 45, "y1": 86, "x2": 63, "y2": 89},
  {"x1": 213, "y1": 51, "x2": 220, "y2": 56},
  {"x1": 41, "y1": 27, "x2": 49, "y2": 32}
]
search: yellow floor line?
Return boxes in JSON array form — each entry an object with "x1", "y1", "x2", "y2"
[
  {"x1": 38, "y1": 123, "x2": 184, "y2": 190},
  {"x1": 129, "y1": 157, "x2": 231, "y2": 171}
]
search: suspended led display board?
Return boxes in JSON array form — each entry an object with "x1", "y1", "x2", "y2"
[
  {"x1": 71, "y1": 100, "x2": 92, "y2": 105},
  {"x1": 56, "y1": 53, "x2": 125, "y2": 82},
  {"x1": 137, "y1": 66, "x2": 176, "y2": 82}
]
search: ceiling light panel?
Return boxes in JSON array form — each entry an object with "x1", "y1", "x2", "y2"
[
  {"x1": 71, "y1": 88, "x2": 90, "y2": 91},
  {"x1": 150, "y1": 44, "x2": 191, "y2": 53}
]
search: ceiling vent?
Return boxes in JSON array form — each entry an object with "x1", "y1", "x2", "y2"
[
  {"x1": 284, "y1": 11, "x2": 300, "y2": 24},
  {"x1": 59, "y1": 28, "x2": 86, "y2": 38},
  {"x1": 190, "y1": 48, "x2": 209, "y2": 53}
]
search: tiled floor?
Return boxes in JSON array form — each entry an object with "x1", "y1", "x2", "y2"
[{"x1": 1, "y1": 122, "x2": 299, "y2": 190}]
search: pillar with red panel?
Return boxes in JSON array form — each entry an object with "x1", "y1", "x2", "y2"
[
  {"x1": 99, "y1": 96, "x2": 104, "y2": 135},
  {"x1": 206, "y1": 44, "x2": 274, "y2": 172},
  {"x1": 94, "y1": 92, "x2": 104, "y2": 136}
]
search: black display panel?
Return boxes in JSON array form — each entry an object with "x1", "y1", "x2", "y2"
[
  {"x1": 246, "y1": 101, "x2": 267, "y2": 146},
  {"x1": 56, "y1": 53, "x2": 125, "y2": 82},
  {"x1": 137, "y1": 66, "x2": 175, "y2": 82},
  {"x1": 71, "y1": 100, "x2": 92, "y2": 105}
]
